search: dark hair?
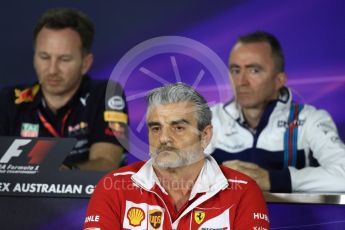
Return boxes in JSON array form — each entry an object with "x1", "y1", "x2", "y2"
[
  {"x1": 146, "y1": 83, "x2": 212, "y2": 131},
  {"x1": 236, "y1": 31, "x2": 285, "y2": 72},
  {"x1": 33, "y1": 8, "x2": 94, "y2": 55}
]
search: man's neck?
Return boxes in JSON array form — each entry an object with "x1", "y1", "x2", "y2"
[
  {"x1": 242, "y1": 107, "x2": 265, "y2": 129},
  {"x1": 43, "y1": 92, "x2": 75, "y2": 114},
  {"x1": 241, "y1": 93, "x2": 280, "y2": 129},
  {"x1": 154, "y1": 159, "x2": 205, "y2": 211}
]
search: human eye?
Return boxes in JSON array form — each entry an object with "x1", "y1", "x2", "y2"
[
  {"x1": 247, "y1": 65, "x2": 262, "y2": 75},
  {"x1": 229, "y1": 67, "x2": 240, "y2": 77},
  {"x1": 149, "y1": 126, "x2": 161, "y2": 134},
  {"x1": 38, "y1": 53, "x2": 50, "y2": 60},
  {"x1": 250, "y1": 67, "x2": 259, "y2": 73},
  {"x1": 60, "y1": 56, "x2": 73, "y2": 62},
  {"x1": 173, "y1": 125, "x2": 186, "y2": 133}
]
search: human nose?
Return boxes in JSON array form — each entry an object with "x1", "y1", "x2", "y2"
[
  {"x1": 236, "y1": 70, "x2": 249, "y2": 86},
  {"x1": 159, "y1": 127, "x2": 172, "y2": 144},
  {"x1": 48, "y1": 59, "x2": 59, "y2": 75}
]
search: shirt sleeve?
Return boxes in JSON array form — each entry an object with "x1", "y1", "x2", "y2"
[
  {"x1": 89, "y1": 80, "x2": 128, "y2": 150},
  {"x1": 0, "y1": 87, "x2": 12, "y2": 135},
  {"x1": 234, "y1": 180, "x2": 270, "y2": 229},
  {"x1": 84, "y1": 175, "x2": 121, "y2": 229},
  {"x1": 269, "y1": 168, "x2": 292, "y2": 192},
  {"x1": 290, "y1": 108, "x2": 345, "y2": 192}
]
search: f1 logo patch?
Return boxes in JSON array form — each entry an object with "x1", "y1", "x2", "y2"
[
  {"x1": 0, "y1": 139, "x2": 31, "y2": 163},
  {"x1": 0, "y1": 139, "x2": 55, "y2": 164}
]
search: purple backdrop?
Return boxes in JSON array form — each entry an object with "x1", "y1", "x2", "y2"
[{"x1": 0, "y1": 0, "x2": 344, "y2": 229}]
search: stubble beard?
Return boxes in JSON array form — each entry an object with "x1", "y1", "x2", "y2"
[{"x1": 151, "y1": 146, "x2": 202, "y2": 169}]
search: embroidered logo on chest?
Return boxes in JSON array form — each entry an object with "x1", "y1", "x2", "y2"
[
  {"x1": 191, "y1": 208, "x2": 230, "y2": 230},
  {"x1": 20, "y1": 123, "x2": 39, "y2": 137},
  {"x1": 127, "y1": 207, "x2": 145, "y2": 226},
  {"x1": 68, "y1": 122, "x2": 88, "y2": 136},
  {"x1": 149, "y1": 209, "x2": 163, "y2": 229},
  {"x1": 194, "y1": 210, "x2": 206, "y2": 224},
  {"x1": 123, "y1": 201, "x2": 165, "y2": 229}
]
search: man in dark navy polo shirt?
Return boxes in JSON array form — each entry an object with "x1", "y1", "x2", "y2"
[{"x1": 0, "y1": 8, "x2": 128, "y2": 171}]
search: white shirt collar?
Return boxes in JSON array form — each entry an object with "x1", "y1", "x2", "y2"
[{"x1": 131, "y1": 156, "x2": 229, "y2": 199}]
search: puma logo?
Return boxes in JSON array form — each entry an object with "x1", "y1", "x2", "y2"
[{"x1": 80, "y1": 93, "x2": 90, "y2": 106}]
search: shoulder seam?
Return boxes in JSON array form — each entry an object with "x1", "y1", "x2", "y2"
[
  {"x1": 227, "y1": 179, "x2": 248, "y2": 184},
  {"x1": 113, "y1": 171, "x2": 135, "y2": 177}
]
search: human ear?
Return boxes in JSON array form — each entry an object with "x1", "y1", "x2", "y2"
[
  {"x1": 201, "y1": 125, "x2": 213, "y2": 149},
  {"x1": 276, "y1": 72, "x2": 287, "y2": 90},
  {"x1": 81, "y1": 53, "x2": 93, "y2": 75}
]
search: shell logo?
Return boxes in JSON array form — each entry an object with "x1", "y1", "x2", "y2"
[{"x1": 127, "y1": 207, "x2": 145, "y2": 226}]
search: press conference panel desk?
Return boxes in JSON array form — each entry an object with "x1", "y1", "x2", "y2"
[
  {"x1": 1, "y1": 181, "x2": 345, "y2": 229},
  {"x1": 265, "y1": 192, "x2": 345, "y2": 205},
  {"x1": 1, "y1": 136, "x2": 343, "y2": 229},
  {"x1": 265, "y1": 193, "x2": 345, "y2": 229}
]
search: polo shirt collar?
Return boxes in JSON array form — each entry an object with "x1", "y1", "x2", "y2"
[
  {"x1": 131, "y1": 156, "x2": 229, "y2": 199},
  {"x1": 29, "y1": 75, "x2": 91, "y2": 112}
]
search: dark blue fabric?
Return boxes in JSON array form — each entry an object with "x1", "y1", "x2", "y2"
[
  {"x1": 0, "y1": 76, "x2": 128, "y2": 166},
  {"x1": 269, "y1": 168, "x2": 292, "y2": 192}
]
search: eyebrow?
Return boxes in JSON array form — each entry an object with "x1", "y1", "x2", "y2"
[
  {"x1": 229, "y1": 64, "x2": 239, "y2": 69},
  {"x1": 147, "y1": 122, "x2": 161, "y2": 127},
  {"x1": 170, "y1": 119, "x2": 190, "y2": 126},
  {"x1": 36, "y1": 51, "x2": 49, "y2": 55},
  {"x1": 147, "y1": 119, "x2": 190, "y2": 127},
  {"x1": 245, "y1": 63, "x2": 262, "y2": 69},
  {"x1": 36, "y1": 51, "x2": 73, "y2": 58},
  {"x1": 229, "y1": 63, "x2": 263, "y2": 71}
]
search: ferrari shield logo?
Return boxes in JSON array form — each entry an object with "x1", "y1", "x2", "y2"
[{"x1": 194, "y1": 210, "x2": 205, "y2": 224}]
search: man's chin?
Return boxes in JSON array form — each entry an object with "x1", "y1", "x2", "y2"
[
  {"x1": 153, "y1": 155, "x2": 184, "y2": 169},
  {"x1": 237, "y1": 100, "x2": 257, "y2": 109},
  {"x1": 155, "y1": 161, "x2": 184, "y2": 170},
  {"x1": 157, "y1": 150, "x2": 177, "y2": 156},
  {"x1": 42, "y1": 85, "x2": 65, "y2": 95}
]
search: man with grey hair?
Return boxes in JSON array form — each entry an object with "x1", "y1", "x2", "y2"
[{"x1": 84, "y1": 83, "x2": 269, "y2": 229}]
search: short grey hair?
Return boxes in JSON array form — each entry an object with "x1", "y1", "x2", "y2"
[{"x1": 146, "y1": 83, "x2": 212, "y2": 131}]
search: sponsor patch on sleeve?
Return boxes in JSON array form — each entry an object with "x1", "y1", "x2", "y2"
[
  {"x1": 104, "y1": 111, "x2": 128, "y2": 123},
  {"x1": 107, "y1": 96, "x2": 125, "y2": 110},
  {"x1": 105, "y1": 122, "x2": 126, "y2": 139}
]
